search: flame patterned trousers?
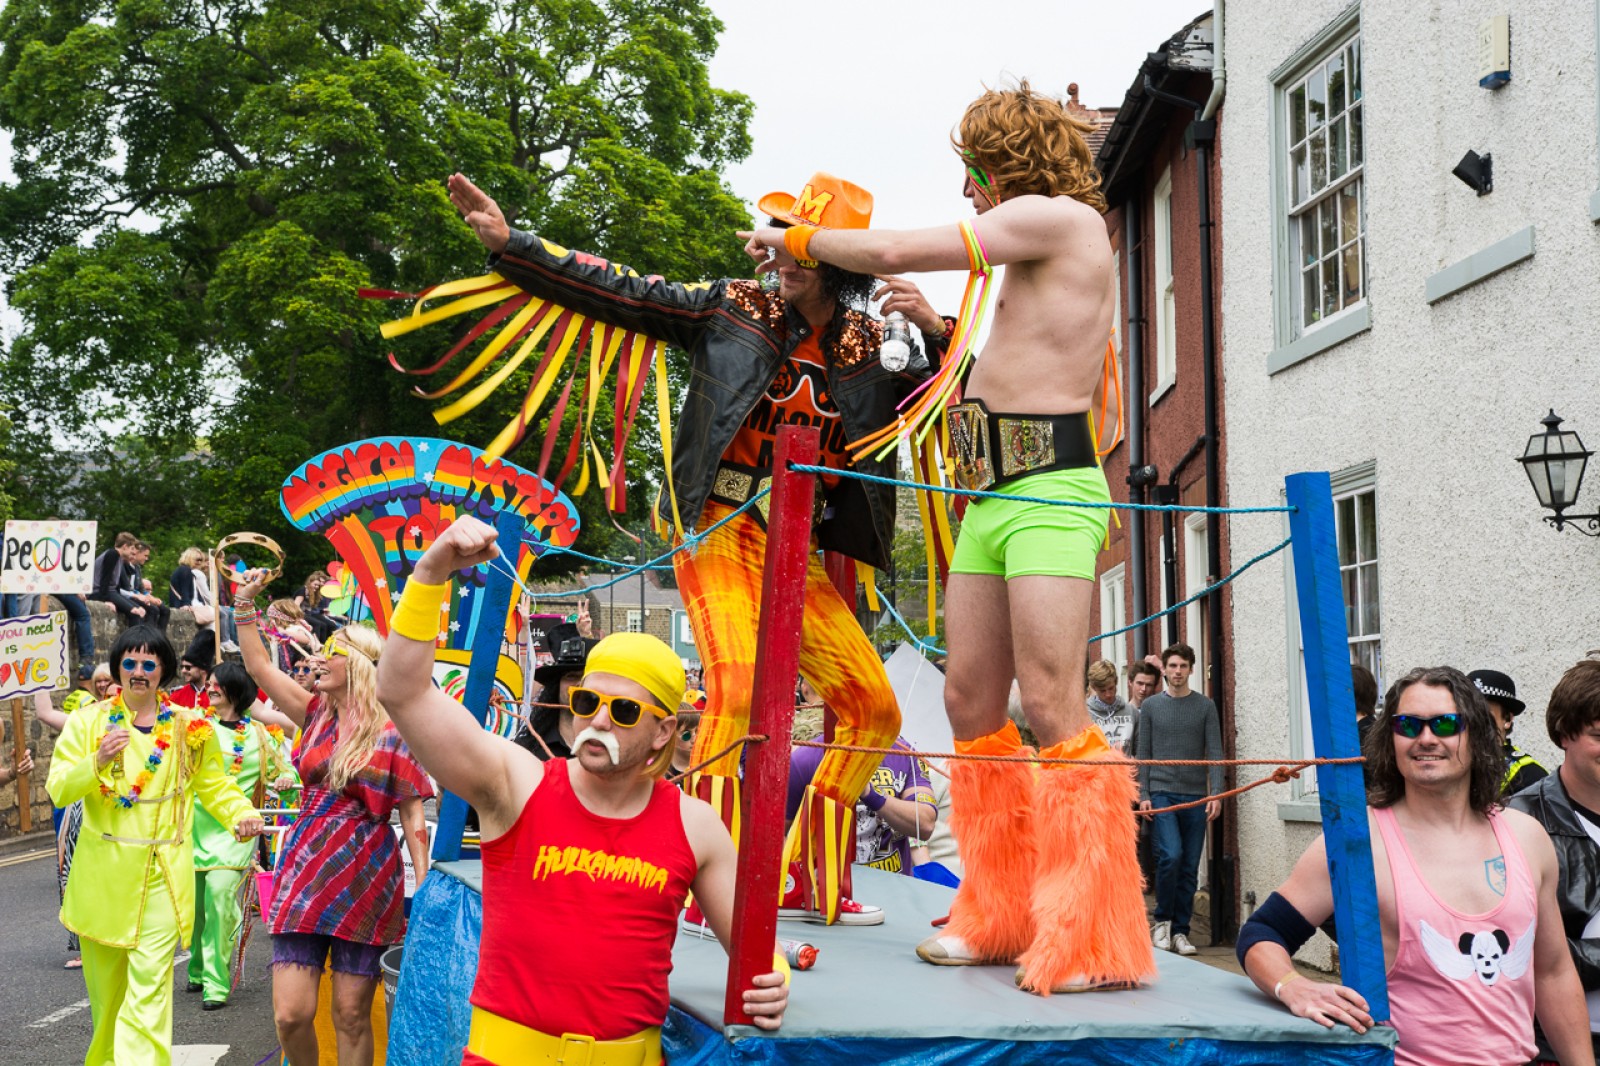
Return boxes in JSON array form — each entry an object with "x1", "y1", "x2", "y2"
[{"x1": 674, "y1": 504, "x2": 899, "y2": 811}]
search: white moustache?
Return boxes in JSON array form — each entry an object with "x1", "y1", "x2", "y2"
[{"x1": 573, "y1": 726, "x2": 620, "y2": 765}]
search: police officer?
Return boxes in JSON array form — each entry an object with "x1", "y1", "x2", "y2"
[{"x1": 1469, "y1": 668, "x2": 1548, "y2": 798}]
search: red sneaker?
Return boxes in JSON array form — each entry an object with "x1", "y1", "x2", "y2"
[{"x1": 777, "y1": 862, "x2": 884, "y2": 926}]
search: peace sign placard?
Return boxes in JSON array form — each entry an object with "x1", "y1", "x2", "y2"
[{"x1": 2, "y1": 520, "x2": 98, "y2": 596}]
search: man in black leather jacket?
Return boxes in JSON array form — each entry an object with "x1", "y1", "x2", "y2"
[
  {"x1": 1508, "y1": 659, "x2": 1600, "y2": 1058},
  {"x1": 446, "y1": 170, "x2": 945, "y2": 925}
]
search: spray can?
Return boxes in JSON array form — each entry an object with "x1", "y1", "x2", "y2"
[{"x1": 779, "y1": 937, "x2": 819, "y2": 971}]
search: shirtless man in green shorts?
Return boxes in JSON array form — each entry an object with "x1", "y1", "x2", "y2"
[{"x1": 740, "y1": 81, "x2": 1153, "y2": 993}]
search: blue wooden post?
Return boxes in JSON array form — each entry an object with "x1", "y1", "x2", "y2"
[
  {"x1": 1284, "y1": 472, "x2": 1389, "y2": 1021},
  {"x1": 432, "y1": 510, "x2": 525, "y2": 862}
]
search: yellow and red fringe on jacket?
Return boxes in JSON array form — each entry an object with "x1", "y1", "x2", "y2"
[{"x1": 366, "y1": 273, "x2": 685, "y2": 535}]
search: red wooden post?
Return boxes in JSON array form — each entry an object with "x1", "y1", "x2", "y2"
[{"x1": 723, "y1": 425, "x2": 818, "y2": 1027}]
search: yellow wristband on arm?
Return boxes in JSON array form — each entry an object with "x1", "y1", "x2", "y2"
[
  {"x1": 390, "y1": 578, "x2": 449, "y2": 643},
  {"x1": 772, "y1": 950, "x2": 792, "y2": 987},
  {"x1": 783, "y1": 225, "x2": 819, "y2": 269},
  {"x1": 1273, "y1": 970, "x2": 1302, "y2": 1000}
]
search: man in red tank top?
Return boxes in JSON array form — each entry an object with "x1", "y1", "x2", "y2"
[
  {"x1": 1237, "y1": 667, "x2": 1593, "y2": 1066},
  {"x1": 377, "y1": 517, "x2": 789, "y2": 1064}
]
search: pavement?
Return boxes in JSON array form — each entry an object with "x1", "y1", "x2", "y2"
[{"x1": 0, "y1": 843, "x2": 282, "y2": 1065}]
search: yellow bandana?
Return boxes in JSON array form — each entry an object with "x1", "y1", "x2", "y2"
[{"x1": 583, "y1": 633, "x2": 686, "y2": 715}]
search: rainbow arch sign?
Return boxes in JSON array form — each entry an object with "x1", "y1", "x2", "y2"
[{"x1": 279, "y1": 437, "x2": 580, "y2": 651}]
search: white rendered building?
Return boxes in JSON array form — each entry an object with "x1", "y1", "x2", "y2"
[{"x1": 1220, "y1": 0, "x2": 1600, "y2": 965}]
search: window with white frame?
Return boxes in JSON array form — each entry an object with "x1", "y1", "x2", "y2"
[
  {"x1": 1286, "y1": 33, "x2": 1364, "y2": 334},
  {"x1": 626, "y1": 609, "x2": 643, "y2": 633},
  {"x1": 1336, "y1": 487, "x2": 1381, "y2": 689},
  {"x1": 1099, "y1": 564, "x2": 1128, "y2": 692},
  {"x1": 1183, "y1": 515, "x2": 1209, "y2": 695},
  {"x1": 1283, "y1": 462, "x2": 1379, "y2": 808},
  {"x1": 676, "y1": 612, "x2": 695, "y2": 647},
  {"x1": 1151, "y1": 168, "x2": 1176, "y2": 396}
]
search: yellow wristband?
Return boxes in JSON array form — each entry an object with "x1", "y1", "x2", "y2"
[
  {"x1": 784, "y1": 224, "x2": 819, "y2": 269},
  {"x1": 390, "y1": 578, "x2": 449, "y2": 643},
  {"x1": 1274, "y1": 970, "x2": 1302, "y2": 1000},
  {"x1": 772, "y1": 950, "x2": 792, "y2": 987}
]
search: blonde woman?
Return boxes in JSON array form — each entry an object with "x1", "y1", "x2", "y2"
[
  {"x1": 234, "y1": 572, "x2": 432, "y2": 1066},
  {"x1": 169, "y1": 547, "x2": 215, "y2": 628}
]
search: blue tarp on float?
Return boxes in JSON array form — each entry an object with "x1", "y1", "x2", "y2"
[{"x1": 389, "y1": 861, "x2": 1395, "y2": 1065}]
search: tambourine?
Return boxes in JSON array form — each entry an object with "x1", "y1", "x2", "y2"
[{"x1": 212, "y1": 532, "x2": 286, "y2": 586}]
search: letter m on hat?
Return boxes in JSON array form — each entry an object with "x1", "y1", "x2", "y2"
[{"x1": 793, "y1": 185, "x2": 835, "y2": 225}]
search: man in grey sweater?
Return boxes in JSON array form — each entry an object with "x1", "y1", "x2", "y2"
[{"x1": 1135, "y1": 643, "x2": 1223, "y2": 957}]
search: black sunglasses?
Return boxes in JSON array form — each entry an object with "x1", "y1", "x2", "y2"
[
  {"x1": 1390, "y1": 713, "x2": 1462, "y2": 739},
  {"x1": 568, "y1": 687, "x2": 665, "y2": 728}
]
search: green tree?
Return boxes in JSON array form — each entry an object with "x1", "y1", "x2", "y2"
[{"x1": 0, "y1": 0, "x2": 753, "y2": 577}]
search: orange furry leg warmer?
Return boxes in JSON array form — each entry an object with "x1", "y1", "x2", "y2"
[
  {"x1": 926, "y1": 721, "x2": 1038, "y2": 963},
  {"x1": 1016, "y1": 726, "x2": 1156, "y2": 994}
]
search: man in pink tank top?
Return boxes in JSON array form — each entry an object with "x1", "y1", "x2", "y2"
[
  {"x1": 1237, "y1": 666, "x2": 1592, "y2": 1066},
  {"x1": 376, "y1": 517, "x2": 789, "y2": 1064}
]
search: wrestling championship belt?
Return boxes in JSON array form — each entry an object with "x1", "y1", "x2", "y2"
[
  {"x1": 708, "y1": 461, "x2": 826, "y2": 530},
  {"x1": 947, "y1": 400, "x2": 1097, "y2": 493}
]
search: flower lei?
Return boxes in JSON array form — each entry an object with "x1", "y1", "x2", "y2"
[
  {"x1": 99, "y1": 694, "x2": 174, "y2": 809},
  {"x1": 218, "y1": 712, "x2": 252, "y2": 776}
]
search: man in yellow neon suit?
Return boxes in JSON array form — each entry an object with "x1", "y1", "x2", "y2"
[{"x1": 49, "y1": 625, "x2": 263, "y2": 1064}]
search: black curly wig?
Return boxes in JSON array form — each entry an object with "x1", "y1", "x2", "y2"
[{"x1": 767, "y1": 218, "x2": 876, "y2": 360}]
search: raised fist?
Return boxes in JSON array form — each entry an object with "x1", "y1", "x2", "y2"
[{"x1": 414, "y1": 516, "x2": 502, "y2": 585}]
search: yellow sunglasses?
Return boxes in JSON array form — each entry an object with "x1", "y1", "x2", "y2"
[
  {"x1": 568, "y1": 687, "x2": 668, "y2": 728},
  {"x1": 321, "y1": 638, "x2": 371, "y2": 662}
]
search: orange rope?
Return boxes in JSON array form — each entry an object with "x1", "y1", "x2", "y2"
[
  {"x1": 792, "y1": 739, "x2": 1362, "y2": 770},
  {"x1": 790, "y1": 739, "x2": 1364, "y2": 816},
  {"x1": 665, "y1": 733, "x2": 769, "y2": 785}
]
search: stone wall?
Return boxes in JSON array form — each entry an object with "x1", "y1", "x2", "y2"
[{"x1": 0, "y1": 601, "x2": 203, "y2": 841}]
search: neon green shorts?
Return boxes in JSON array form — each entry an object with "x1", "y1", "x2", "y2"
[{"x1": 949, "y1": 466, "x2": 1110, "y2": 581}]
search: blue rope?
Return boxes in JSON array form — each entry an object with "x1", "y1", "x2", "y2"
[
  {"x1": 870, "y1": 589, "x2": 946, "y2": 657},
  {"x1": 788, "y1": 462, "x2": 1294, "y2": 516},
  {"x1": 536, "y1": 543, "x2": 674, "y2": 572},
  {"x1": 1088, "y1": 537, "x2": 1290, "y2": 645},
  {"x1": 870, "y1": 536, "x2": 1292, "y2": 657},
  {"x1": 500, "y1": 488, "x2": 773, "y2": 601}
]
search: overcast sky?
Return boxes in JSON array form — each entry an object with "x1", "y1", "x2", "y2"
[{"x1": 706, "y1": 0, "x2": 1211, "y2": 316}]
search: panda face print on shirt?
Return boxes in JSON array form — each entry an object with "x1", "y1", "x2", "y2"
[{"x1": 1419, "y1": 919, "x2": 1535, "y2": 987}]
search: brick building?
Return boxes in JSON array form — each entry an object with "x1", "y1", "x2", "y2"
[{"x1": 1092, "y1": 11, "x2": 1236, "y2": 936}]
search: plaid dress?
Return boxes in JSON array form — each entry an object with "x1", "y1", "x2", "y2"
[{"x1": 268, "y1": 697, "x2": 432, "y2": 945}]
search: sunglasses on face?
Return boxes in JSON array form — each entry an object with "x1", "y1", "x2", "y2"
[
  {"x1": 679, "y1": 727, "x2": 698, "y2": 742},
  {"x1": 958, "y1": 148, "x2": 995, "y2": 191},
  {"x1": 121, "y1": 658, "x2": 159, "y2": 675},
  {"x1": 568, "y1": 687, "x2": 667, "y2": 728},
  {"x1": 1391, "y1": 713, "x2": 1463, "y2": 739},
  {"x1": 324, "y1": 641, "x2": 350, "y2": 659}
]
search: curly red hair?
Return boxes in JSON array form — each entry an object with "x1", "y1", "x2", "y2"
[{"x1": 954, "y1": 80, "x2": 1107, "y2": 214}]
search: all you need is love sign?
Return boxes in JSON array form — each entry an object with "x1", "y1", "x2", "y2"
[{"x1": 0, "y1": 612, "x2": 69, "y2": 701}]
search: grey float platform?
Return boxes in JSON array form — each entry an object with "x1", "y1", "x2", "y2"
[{"x1": 389, "y1": 861, "x2": 1396, "y2": 1065}]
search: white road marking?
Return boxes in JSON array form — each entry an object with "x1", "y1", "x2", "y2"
[
  {"x1": 25, "y1": 998, "x2": 90, "y2": 1028},
  {"x1": 173, "y1": 1046, "x2": 230, "y2": 1066}
]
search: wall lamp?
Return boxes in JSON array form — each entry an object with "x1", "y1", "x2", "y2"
[{"x1": 1518, "y1": 410, "x2": 1600, "y2": 536}]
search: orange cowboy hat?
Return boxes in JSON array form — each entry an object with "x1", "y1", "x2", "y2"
[{"x1": 757, "y1": 172, "x2": 873, "y2": 230}]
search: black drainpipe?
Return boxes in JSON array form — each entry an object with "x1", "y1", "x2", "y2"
[
  {"x1": 1155, "y1": 434, "x2": 1205, "y2": 647},
  {"x1": 1123, "y1": 196, "x2": 1148, "y2": 662},
  {"x1": 1143, "y1": 68, "x2": 1234, "y2": 942}
]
